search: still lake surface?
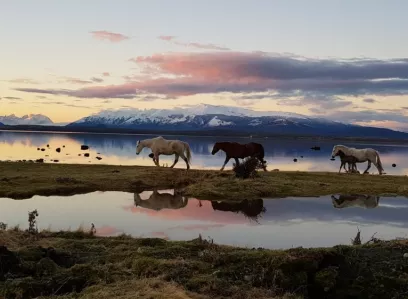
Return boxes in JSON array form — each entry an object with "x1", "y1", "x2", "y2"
[
  {"x1": 1, "y1": 130, "x2": 408, "y2": 249},
  {"x1": 1, "y1": 130, "x2": 408, "y2": 174},
  {"x1": 1, "y1": 190, "x2": 407, "y2": 249}
]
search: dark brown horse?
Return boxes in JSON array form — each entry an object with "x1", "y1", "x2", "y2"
[{"x1": 211, "y1": 141, "x2": 267, "y2": 171}]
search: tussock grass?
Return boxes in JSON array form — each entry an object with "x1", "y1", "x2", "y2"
[
  {"x1": 1, "y1": 161, "x2": 408, "y2": 200},
  {"x1": 1, "y1": 229, "x2": 408, "y2": 298}
]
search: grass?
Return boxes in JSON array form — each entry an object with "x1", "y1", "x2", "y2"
[
  {"x1": 1, "y1": 161, "x2": 408, "y2": 200},
  {"x1": 1, "y1": 229, "x2": 408, "y2": 298}
]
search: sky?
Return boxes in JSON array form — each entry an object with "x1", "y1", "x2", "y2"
[{"x1": 1, "y1": 0, "x2": 408, "y2": 131}]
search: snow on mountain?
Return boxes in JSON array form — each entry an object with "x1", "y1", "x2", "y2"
[
  {"x1": 0, "y1": 114, "x2": 54, "y2": 126},
  {"x1": 207, "y1": 116, "x2": 234, "y2": 127},
  {"x1": 67, "y1": 104, "x2": 408, "y2": 138}
]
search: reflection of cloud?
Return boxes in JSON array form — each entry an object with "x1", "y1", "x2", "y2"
[
  {"x1": 168, "y1": 224, "x2": 225, "y2": 231},
  {"x1": 95, "y1": 225, "x2": 122, "y2": 236},
  {"x1": 124, "y1": 199, "x2": 251, "y2": 225}
]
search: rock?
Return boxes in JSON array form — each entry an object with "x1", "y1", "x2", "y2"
[
  {"x1": 96, "y1": 156, "x2": 102, "y2": 160},
  {"x1": 293, "y1": 158, "x2": 298, "y2": 162},
  {"x1": 392, "y1": 163, "x2": 396, "y2": 167},
  {"x1": 35, "y1": 159, "x2": 44, "y2": 163},
  {"x1": 37, "y1": 148, "x2": 40, "y2": 151},
  {"x1": 53, "y1": 160, "x2": 59, "y2": 163},
  {"x1": 78, "y1": 154, "x2": 81, "y2": 156},
  {"x1": 84, "y1": 153, "x2": 90, "y2": 157},
  {"x1": 311, "y1": 146, "x2": 321, "y2": 151},
  {"x1": 46, "y1": 144, "x2": 50, "y2": 147},
  {"x1": 56, "y1": 148, "x2": 61, "y2": 153},
  {"x1": 41, "y1": 148, "x2": 45, "y2": 151},
  {"x1": 63, "y1": 145, "x2": 65, "y2": 148},
  {"x1": 81, "y1": 145, "x2": 89, "y2": 150}
]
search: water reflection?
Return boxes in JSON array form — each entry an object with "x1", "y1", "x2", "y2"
[
  {"x1": 1, "y1": 130, "x2": 408, "y2": 174},
  {"x1": 331, "y1": 194, "x2": 380, "y2": 209},
  {"x1": 134, "y1": 189, "x2": 188, "y2": 211},
  {"x1": 1, "y1": 191, "x2": 408, "y2": 249}
]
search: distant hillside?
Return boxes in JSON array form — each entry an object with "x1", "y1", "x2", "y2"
[
  {"x1": 0, "y1": 114, "x2": 53, "y2": 126},
  {"x1": 66, "y1": 104, "x2": 408, "y2": 139}
]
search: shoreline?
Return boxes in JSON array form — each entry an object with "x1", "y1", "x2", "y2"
[
  {"x1": 1, "y1": 161, "x2": 408, "y2": 200},
  {"x1": 2, "y1": 127, "x2": 408, "y2": 145},
  {"x1": 1, "y1": 228, "x2": 408, "y2": 298}
]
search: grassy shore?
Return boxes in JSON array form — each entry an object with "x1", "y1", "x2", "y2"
[
  {"x1": 1, "y1": 229, "x2": 408, "y2": 298},
  {"x1": 1, "y1": 161, "x2": 408, "y2": 200}
]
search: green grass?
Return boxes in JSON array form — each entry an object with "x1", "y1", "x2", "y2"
[
  {"x1": 1, "y1": 161, "x2": 408, "y2": 200},
  {"x1": 1, "y1": 229, "x2": 408, "y2": 298}
]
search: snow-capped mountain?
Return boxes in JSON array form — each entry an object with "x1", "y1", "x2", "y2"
[
  {"x1": 67, "y1": 104, "x2": 408, "y2": 138},
  {"x1": 0, "y1": 114, "x2": 54, "y2": 126}
]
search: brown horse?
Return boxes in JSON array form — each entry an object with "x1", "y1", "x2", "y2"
[{"x1": 211, "y1": 141, "x2": 267, "y2": 171}]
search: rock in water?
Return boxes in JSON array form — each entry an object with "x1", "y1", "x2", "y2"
[
  {"x1": 56, "y1": 148, "x2": 61, "y2": 153},
  {"x1": 293, "y1": 158, "x2": 298, "y2": 162},
  {"x1": 392, "y1": 163, "x2": 396, "y2": 167},
  {"x1": 96, "y1": 156, "x2": 102, "y2": 160},
  {"x1": 84, "y1": 153, "x2": 90, "y2": 157},
  {"x1": 81, "y1": 145, "x2": 89, "y2": 150}
]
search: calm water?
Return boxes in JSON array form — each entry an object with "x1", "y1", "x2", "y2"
[
  {"x1": 1, "y1": 130, "x2": 408, "y2": 174},
  {"x1": 0, "y1": 190, "x2": 407, "y2": 249}
]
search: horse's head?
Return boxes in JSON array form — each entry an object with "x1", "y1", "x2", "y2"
[
  {"x1": 136, "y1": 140, "x2": 144, "y2": 155},
  {"x1": 331, "y1": 145, "x2": 341, "y2": 158},
  {"x1": 211, "y1": 143, "x2": 220, "y2": 155}
]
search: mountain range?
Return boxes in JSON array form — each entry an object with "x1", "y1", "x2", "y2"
[
  {"x1": 1, "y1": 105, "x2": 408, "y2": 139},
  {"x1": 0, "y1": 114, "x2": 54, "y2": 126}
]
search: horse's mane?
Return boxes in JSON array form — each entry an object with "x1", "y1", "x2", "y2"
[{"x1": 333, "y1": 145, "x2": 355, "y2": 156}]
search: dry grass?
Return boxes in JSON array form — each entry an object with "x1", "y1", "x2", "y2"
[
  {"x1": 1, "y1": 161, "x2": 408, "y2": 200},
  {"x1": 1, "y1": 229, "x2": 408, "y2": 299}
]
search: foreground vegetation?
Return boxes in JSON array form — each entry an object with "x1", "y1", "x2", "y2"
[
  {"x1": 1, "y1": 228, "x2": 408, "y2": 299},
  {"x1": 1, "y1": 161, "x2": 408, "y2": 200}
]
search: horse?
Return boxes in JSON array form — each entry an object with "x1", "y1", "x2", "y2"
[
  {"x1": 211, "y1": 141, "x2": 267, "y2": 171},
  {"x1": 136, "y1": 136, "x2": 192, "y2": 169},
  {"x1": 331, "y1": 194, "x2": 380, "y2": 209},
  {"x1": 134, "y1": 189, "x2": 188, "y2": 211},
  {"x1": 331, "y1": 145, "x2": 385, "y2": 175},
  {"x1": 336, "y1": 149, "x2": 359, "y2": 174}
]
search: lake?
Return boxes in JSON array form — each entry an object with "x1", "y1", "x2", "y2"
[
  {"x1": 1, "y1": 190, "x2": 407, "y2": 249},
  {"x1": 1, "y1": 130, "x2": 408, "y2": 174}
]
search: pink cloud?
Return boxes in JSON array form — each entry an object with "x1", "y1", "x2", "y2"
[
  {"x1": 90, "y1": 30, "x2": 129, "y2": 42},
  {"x1": 14, "y1": 52, "x2": 408, "y2": 100},
  {"x1": 102, "y1": 72, "x2": 110, "y2": 77},
  {"x1": 158, "y1": 36, "x2": 230, "y2": 51},
  {"x1": 158, "y1": 35, "x2": 177, "y2": 41}
]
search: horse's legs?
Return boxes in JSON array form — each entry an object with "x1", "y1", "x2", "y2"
[
  {"x1": 372, "y1": 161, "x2": 382, "y2": 175},
  {"x1": 220, "y1": 156, "x2": 231, "y2": 171},
  {"x1": 339, "y1": 162, "x2": 344, "y2": 173},
  {"x1": 170, "y1": 154, "x2": 179, "y2": 168},
  {"x1": 234, "y1": 158, "x2": 240, "y2": 166},
  {"x1": 179, "y1": 153, "x2": 190, "y2": 170},
  {"x1": 363, "y1": 161, "x2": 371, "y2": 174},
  {"x1": 154, "y1": 153, "x2": 160, "y2": 167}
]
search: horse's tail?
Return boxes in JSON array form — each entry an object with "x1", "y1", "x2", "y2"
[
  {"x1": 183, "y1": 142, "x2": 192, "y2": 163},
  {"x1": 375, "y1": 150, "x2": 384, "y2": 173},
  {"x1": 258, "y1": 144, "x2": 266, "y2": 164}
]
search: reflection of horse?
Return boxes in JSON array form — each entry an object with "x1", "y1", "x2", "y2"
[
  {"x1": 211, "y1": 142, "x2": 267, "y2": 171},
  {"x1": 331, "y1": 145, "x2": 385, "y2": 175},
  {"x1": 136, "y1": 136, "x2": 192, "y2": 169},
  {"x1": 331, "y1": 194, "x2": 380, "y2": 209},
  {"x1": 211, "y1": 198, "x2": 266, "y2": 222},
  {"x1": 134, "y1": 190, "x2": 188, "y2": 211}
]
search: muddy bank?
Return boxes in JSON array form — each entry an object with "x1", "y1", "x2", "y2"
[
  {"x1": 1, "y1": 229, "x2": 408, "y2": 298},
  {"x1": 1, "y1": 162, "x2": 408, "y2": 201}
]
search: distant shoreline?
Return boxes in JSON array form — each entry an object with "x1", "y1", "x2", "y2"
[{"x1": 1, "y1": 125, "x2": 408, "y2": 144}]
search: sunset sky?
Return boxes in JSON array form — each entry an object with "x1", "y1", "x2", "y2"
[{"x1": 1, "y1": 0, "x2": 408, "y2": 131}]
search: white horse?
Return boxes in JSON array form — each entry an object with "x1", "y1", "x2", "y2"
[
  {"x1": 331, "y1": 145, "x2": 385, "y2": 175},
  {"x1": 136, "y1": 136, "x2": 192, "y2": 169}
]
